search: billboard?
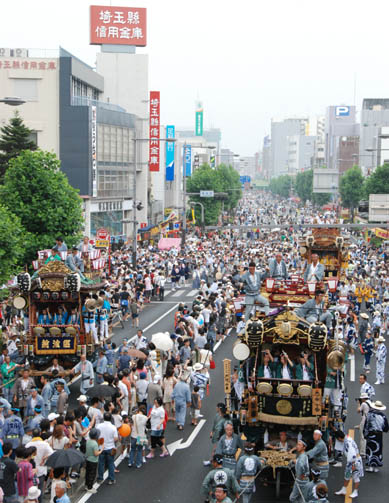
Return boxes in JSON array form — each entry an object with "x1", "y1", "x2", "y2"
[
  {"x1": 165, "y1": 125, "x2": 175, "y2": 181},
  {"x1": 313, "y1": 168, "x2": 338, "y2": 193},
  {"x1": 335, "y1": 106, "x2": 350, "y2": 117},
  {"x1": 91, "y1": 105, "x2": 97, "y2": 197},
  {"x1": 184, "y1": 145, "x2": 192, "y2": 177},
  {"x1": 149, "y1": 91, "x2": 160, "y2": 172},
  {"x1": 195, "y1": 101, "x2": 203, "y2": 136},
  {"x1": 90, "y1": 6, "x2": 147, "y2": 46},
  {"x1": 369, "y1": 194, "x2": 389, "y2": 223}
]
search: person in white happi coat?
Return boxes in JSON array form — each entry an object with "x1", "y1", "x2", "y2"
[
  {"x1": 375, "y1": 335, "x2": 387, "y2": 385},
  {"x1": 71, "y1": 354, "x2": 95, "y2": 394},
  {"x1": 334, "y1": 430, "x2": 363, "y2": 499}
]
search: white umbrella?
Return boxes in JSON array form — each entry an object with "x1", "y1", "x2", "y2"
[{"x1": 151, "y1": 332, "x2": 173, "y2": 351}]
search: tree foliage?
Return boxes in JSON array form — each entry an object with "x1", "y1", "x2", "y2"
[
  {"x1": 186, "y1": 163, "x2": 242, "y2": 225},
  {"x1": 0, "y1": 111, "x2": 36, "y2": 180},
  {"x1": 339, "y1": 166, "x2": 364, "y2": 210},
  {"x1": 294, "y1": 169, "x2": 331, "y2": 206},
  {"x1": 214, "y1": 164, "x2": 242, "y2": 211},
  {"x1": 269, "y1": 175, "x2": 293, "y2": 198},
  {"x1": 0, "y1": 205, "x2": 25, "y2": 285},
  {"x1": 0, "y1": 150, "x2": 84, "y2": 265},
  {"x1": 364, "y1": 164, "x2": 389, "y2": 197}
]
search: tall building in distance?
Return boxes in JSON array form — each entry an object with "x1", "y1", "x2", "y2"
[
  {"x1": 325, "y1": 105, "x2": 359, "y2": 173},
  {"x1": 310, "y1": 115, "x2": 326, "y2": 168},
  {"x1": 359, "y1": 99, "x2": 389, "y2": 175},
  {"x1": 287, "y1": 135, "x2": 316, "y2": 174},
  {"x1": 270, "y1": 117, "x2": 308, "y2": 177},
  {"x1": 262, "y1": 135, "x2": 272, "y2": 179}
]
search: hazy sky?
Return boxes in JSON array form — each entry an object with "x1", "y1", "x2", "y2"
[{"x1": 2, "y1": 0, "x2": 389, "y2": 155}]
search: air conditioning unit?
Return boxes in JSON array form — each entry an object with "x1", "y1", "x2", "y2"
[
  {"x1": 0, "y1": 48, "x2": 11, "y2": 57},
  {"x1": 12, "y1": 48, "x2": 29, "y2": 58}
]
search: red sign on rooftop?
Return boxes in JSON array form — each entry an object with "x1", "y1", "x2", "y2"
[{"x1": 90, "y1": 5, "x2": 147, "y2": 46}]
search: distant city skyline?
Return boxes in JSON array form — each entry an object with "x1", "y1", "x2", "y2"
[{"x1": 2, "y1": 0, "x2": 389, "y2": 156}]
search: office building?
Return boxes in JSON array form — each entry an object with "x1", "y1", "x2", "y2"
[
  {"x1": 359, "y1": 99, "x2": 389, "y2": 175},
  {"x1": 325, "y1": 105, "x2": 359, "y2": 173},
  {"x1": 270, "y1": 117, "x2": 308, "y2": 177}
]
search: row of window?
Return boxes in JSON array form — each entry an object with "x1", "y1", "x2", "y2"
[{"x1": 97, "y1": 124, "x2": 135, "y2": 163}]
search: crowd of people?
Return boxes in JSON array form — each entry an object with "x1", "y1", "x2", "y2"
[{"x1": 0, "y1": 192, "x2": 388, "y2": 502}]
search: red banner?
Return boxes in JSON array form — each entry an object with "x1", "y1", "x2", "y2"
[
  {"x1": 90, "y1": 5, "x2": 147, "y2": 46},
  {"x1": 149, "y1": 91, "x2": 160, "y2": 172}
]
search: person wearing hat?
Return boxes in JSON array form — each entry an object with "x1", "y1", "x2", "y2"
[
  {"x1": 334, "y1": 430, "x2": 363, "y2": 499},
  {"x1": 0, "y1": 407, "x2": 24, "y2": 451},
  {"x1": 215, "y1": 422, "x2": 244, "y2": 472},
  {"x1": 305, "y1": 468, "x2": 327, "y2": 503},
  {"x1": 289, "y1": 440, "x2": 310, "y2": 503},
  {"x1": 171, "y1": 372, "x2": 191, "y2": 430},
  {"x1": 306, "y1": 430, "x2": 329, "y2": 480},
  {"x1": 374, "y1": 335, "x2": 387, "y2": 385},
  {"x1": 355, "y1": 393, "x2": 369, "y2": 457},
  {"x1": 363, "y1": 400, "x2": 389, "y2": 472},
  {"x1": 235, "y1": 443, "x2": 264, "y2": 503},
  {"x1": 240, "y1": 261, "x2": 269, "y2": 319},
  {"x1": 201, "y1": 454, "x2": 240, "y2": 503},
  {"x1": 26, "y1": 486, "x2": 41, "y2": 503},
  {"x1": 191, "y1": 363, "x2": 208, "y2": 400}
]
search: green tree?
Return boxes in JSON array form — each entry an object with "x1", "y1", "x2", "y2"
[
  {"x1": 186, "y1": 164, "x2": 223, "y2": 225},
  {"x1": 339, "y1": 166, "x2": 364, "y2": 220},
  {"x1": 0, "y1": 111, "x2": 37, "y2": 180},
  {"x1": 269, "y1": 175, "x2": 293, "y2": 198},
  {"x1": 364, "y1": 164, "x2": 389, "y2": 196},
  {"x1": 0, "y1": 150, "x2": 84, "y2": 265},
  {"x1": 294, "y1": 169, "x2": 331, "y2": 205},
  {"x1": 214, "y1": 164, "x2": 242, "y2": 212},
  {"x1": 0, "y1": 205, "x2": 25, "y2": 285}
]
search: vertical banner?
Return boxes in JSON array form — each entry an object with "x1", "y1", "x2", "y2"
[
  {"x1": 91, "y1": 105, "x2": 97, "y2": 197},
  {"x1": 195, "y1": 101, "x2": 203, "y2": 136},
  {"x1": 165, "y1": 125, "x2": 175, "y2": 181},
  {"x1": 210, "y1": 155, "x2": 215, "y2": 168},
  {"x1": 149, "y1": 91, "x2": 160, "y2": 172},
  {"x1": 184, "y1": 144, "x2": 192, "y2": 177}
]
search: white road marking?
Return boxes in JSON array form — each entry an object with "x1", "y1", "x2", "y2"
[
  {"x1": 77, "y1": 448, "x2": 129, "y2": 503},
  {"x1": 167, "y1": 419, "x2": 206, "y2": 455},
  {"x1": 212, "y1": 328, "x2": 233, "y2": 353},
  {"x1": 171, "y1": 290, "x2": 184, "y2": 297},
  {"x1": 350, "y1": 353, "x2": 355, "y2": 382},
  {"x1": 187, "y1": 289, "x2": 198, "y2": 297}
]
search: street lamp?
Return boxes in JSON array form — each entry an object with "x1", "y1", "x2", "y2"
[
  {"x1": 128, "y1": 135, "x2": 176, "y2": 268},
  {"x1": 0, "y1": 97, "x2": 25, "y2": 106}
]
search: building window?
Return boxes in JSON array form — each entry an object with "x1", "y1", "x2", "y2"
[{"x1": 13, "y1": 78, "x2": 38, "y2": 101}]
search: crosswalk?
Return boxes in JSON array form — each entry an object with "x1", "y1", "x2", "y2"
[{"x1": 165, "y1": 287, "x2": 198, "y2": 298}]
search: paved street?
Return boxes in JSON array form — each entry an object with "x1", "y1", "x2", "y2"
[{"x1": 67, "y1": 289, "x2": 389, "y2": 503}]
